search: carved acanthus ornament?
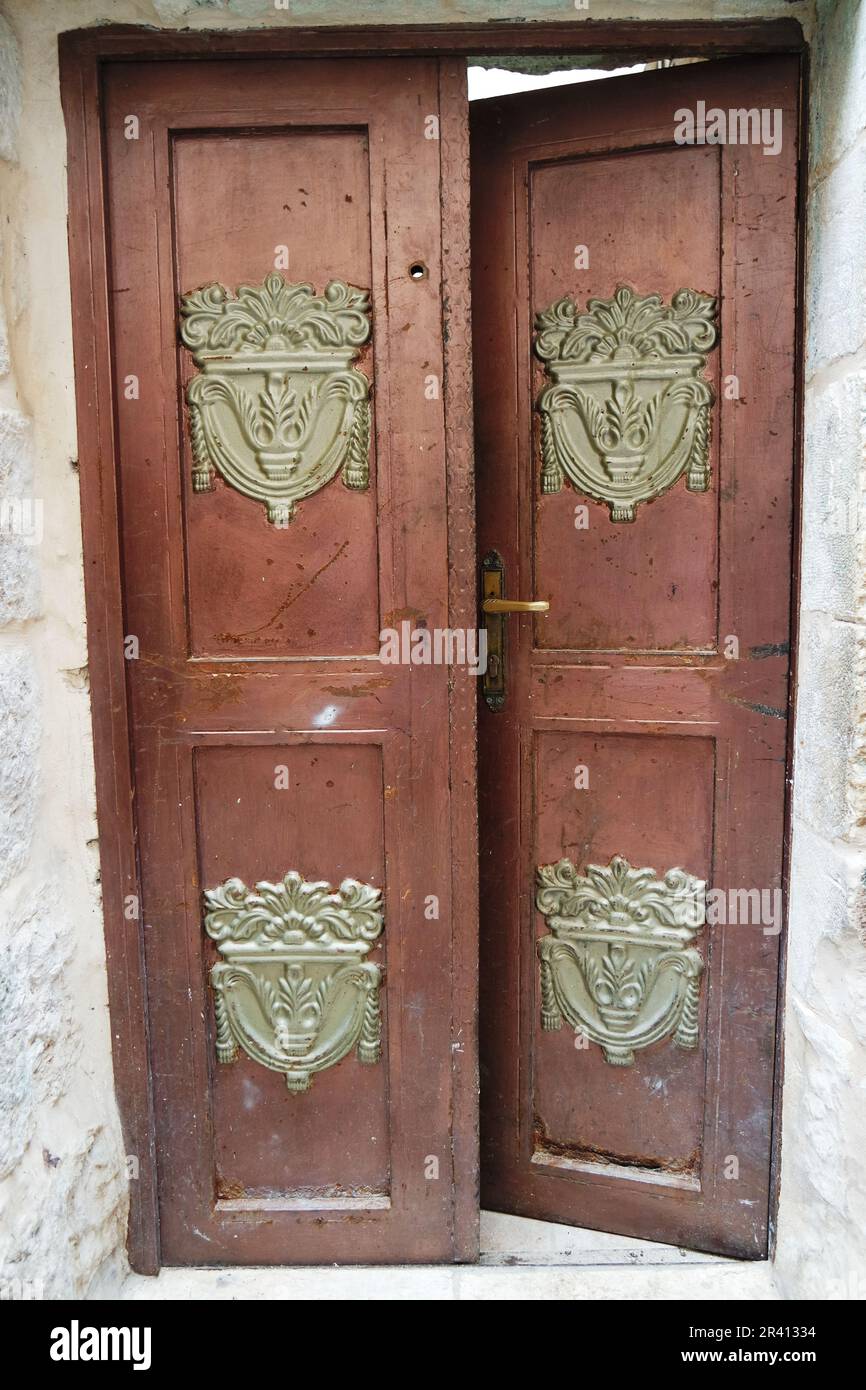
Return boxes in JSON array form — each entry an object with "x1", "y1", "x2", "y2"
[
  {"x1": 534, "y1": 286, "x2": 718, "y2": 522},
  {"x1": 536, "y1": 854, "x2": 706, "y2": 1066},
  {"x1": 180, "y1": 274, "x2": 372, "y2": 525},
  {"x1": 204, "y1": 869, "x2": 383, "y2": 1093}
]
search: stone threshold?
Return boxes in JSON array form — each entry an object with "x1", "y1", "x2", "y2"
[{"x1": 117, "y1": 1213, "x2": 780, "y2": 1300}]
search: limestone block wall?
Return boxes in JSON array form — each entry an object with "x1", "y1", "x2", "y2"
[
  {"x1": 774, "y1": 0, "x2": 866, "y2": 1303},
  {"x1": 0, "y1": 8, "x2": 127, "y2": 1302}
]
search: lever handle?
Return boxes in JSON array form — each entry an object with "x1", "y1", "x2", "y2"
[
  {"x1": 480, "y1": 550, "x2": 549, "y2": 713},
  {"x1": 482, "y1": 597, "x2": 550, "y2": 614}
]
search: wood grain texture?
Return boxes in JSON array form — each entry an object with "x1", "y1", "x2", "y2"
[
  {"x1": 66, "y1": 50, "x2": 478, "y2": 1268},
  {"x1": 439, "y1": 58, "x2": 481, "y2": 1264},
  {"x1": 472, "y1": 55, "x2": 801, "y2": 1258},
  {"x1": 531, "y1": 144, "x2": 720, "y2": 652},
  {"x1": 59, "y1": 49, "x2": 160, "y2": 1275},
  {"x1": 59, "y1": 21, "x2": 805, "y2": 64},
  {"x1": 174, "y1": 128, "x2": 379, "y2": 659}
]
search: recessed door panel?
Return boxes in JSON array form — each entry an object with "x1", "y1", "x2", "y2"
[
  {"x1": 532, "y1": 145, "x2": 721, "y2": 653},
  {"x1": 532, "y1": 730, "x2": 714, "y2": 1173},
  {"x1": 174, "y1": 128, "x2": 380, "y2": 660},
  {"x1": 195, "y1": 742, "x2": 391, "y2": 1200}
]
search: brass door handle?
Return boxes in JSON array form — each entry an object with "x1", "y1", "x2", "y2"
[
  {"x1": 480, "y1": 551, "x2": 549, "y2": 713},
  {"x1": 482, "y1": 597, "x2": 550, "y2": 614}
]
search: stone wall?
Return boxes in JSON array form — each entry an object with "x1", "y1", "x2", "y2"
[
  {"x1": 774, "y1": 0, "x2": 866, "y2": 1302},
  {"x1": 0, "y1": 7, "x2": 128, "y2": 1300}
]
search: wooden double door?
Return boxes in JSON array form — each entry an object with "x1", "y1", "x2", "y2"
[{"x1": 67, "y1": 46, "x2": 799, "y2": 1267}]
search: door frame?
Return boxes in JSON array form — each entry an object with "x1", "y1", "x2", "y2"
[{"x1": 59, "y1": 17, "x2": 806, "y2": 1274}]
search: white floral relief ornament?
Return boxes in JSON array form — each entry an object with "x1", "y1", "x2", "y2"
[
  {"x1": 536, "y1": 854, "x2": 706, "y2": 1067},
  {"x1": 535, "y1": 285, "x2": 719, "y2": 522},
  {"x1": 204, "y1": 869, "x2": 384, "y2": 1093},
  {"x1": 180, "y1": 273, "x2": 372, "y2": 526}
]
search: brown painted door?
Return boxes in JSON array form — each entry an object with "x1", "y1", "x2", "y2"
[
  {"x1": 102, "y1": 57, "x2": 475, "y2": 1265},
  {"x1": 472, "y1": 57, "x2": 799, "y2": 1257}
]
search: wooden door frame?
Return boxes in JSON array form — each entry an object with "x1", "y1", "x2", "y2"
[{"x1": 59, "y1": 17, "x2": 806, "y2": 1274}]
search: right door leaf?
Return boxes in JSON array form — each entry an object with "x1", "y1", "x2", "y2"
[{"x1": 473, "y1": 54, "x2": 799, "y2": 1258}]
